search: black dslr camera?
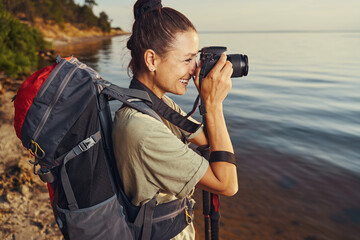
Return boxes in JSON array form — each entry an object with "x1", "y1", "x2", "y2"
[{"x1": 199, "y1": 46, "x2": 249, "y2": 78}]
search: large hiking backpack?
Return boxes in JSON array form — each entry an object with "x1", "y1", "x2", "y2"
[{"x1": 13, "y1": 56, "x2": 195, "y2": 240}]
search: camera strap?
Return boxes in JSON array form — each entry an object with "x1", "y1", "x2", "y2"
[
  {"x1": 128, "y1": 78, "x2": 202, "y2": 134},
  {"x1": 198, "y1": 59, "x2": 210, "y2": 117}
]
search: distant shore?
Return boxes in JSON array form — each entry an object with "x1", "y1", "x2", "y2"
[
  {"x1": 48, "y1": 28, "x2": 130, "y2": 48},
  {"x1": 30, "y1": 17, "x2": 129, "y2": 48},
  {"x1": 50, "y1": 33, "x2": 128, "y2": 47}
]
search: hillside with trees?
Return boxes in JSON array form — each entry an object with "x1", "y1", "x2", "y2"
[
  {"x1": 3, "y1": 0, "x2": 112, "y2": 32},
  {"x1": 0, "y1": 0, "x2": 120, "y2": 82}
]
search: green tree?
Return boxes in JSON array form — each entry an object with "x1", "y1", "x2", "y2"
[
  {"x1": 98, "y1": 11, "x2": 111, "y2": 32},
  {"x1": 5, "y1": 0, "x2": 35, "y2": 21},
  {"x1": 0, "y1": 6, "x2": 50, "y2": 77},
  {"x1": 85, "y1": 0, "x2": 97, "y2": 8},
  {"x1": 77, "y1": 5, "x2": 98, "y2": 28},
  {"x1": 2, "y1": 0, "x2": 113, "y2": 31}
]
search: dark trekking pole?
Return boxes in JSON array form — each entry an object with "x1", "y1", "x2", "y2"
[
  {"x1": 210, "y1": 193, "x2": 220, "y2": 240},
  {"x1": 197, "y1": 145, "x2": 211, "y2": 240},
  {"x1": 203, "y1": 191, "x2": 211, "y2": 240}
]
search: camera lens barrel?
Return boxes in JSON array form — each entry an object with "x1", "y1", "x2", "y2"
[
  {"x1": 199, "y1": 46, "x2": 249, "y2": 78},
  {"x1": 227, "y1": 54, "x2": 249, "y2": 78}
]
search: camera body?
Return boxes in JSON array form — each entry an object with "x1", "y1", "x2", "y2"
[{"x1": 199, "y1": 46, "x2": 249, "y2": 78}]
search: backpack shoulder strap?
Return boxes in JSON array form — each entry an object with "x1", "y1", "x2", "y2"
[
  {"x1": 127, "y1": 99, "x2": 164, "y2": 123},
  {"x1": 99, "y1": 81, "x2": 152, "y2": 103},
  {"x1": 98, "y1": 81, "x2": 163, "y2": 122}
]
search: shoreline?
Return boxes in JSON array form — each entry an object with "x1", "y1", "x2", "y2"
[
  {"x1": 49, "y1": 32, "x2": 130, "y2": 48},
  {"x1": 30, "y1": 17, "x2": 130, "y2": 48}
]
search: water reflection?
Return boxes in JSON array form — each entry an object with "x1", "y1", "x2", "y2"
[{"x1": 53, "y1": 37, "x2": 113, "y2": 70}]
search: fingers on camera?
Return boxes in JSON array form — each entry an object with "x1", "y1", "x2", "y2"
[{"x1": 223, "y1": 61, "x2": 233, "y2": 78}]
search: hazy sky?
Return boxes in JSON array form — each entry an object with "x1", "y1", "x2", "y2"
[{"x1": 76, "y1": 0, "x2": 360, "y2": 31}]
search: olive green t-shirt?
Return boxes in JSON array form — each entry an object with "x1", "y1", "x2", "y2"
[{"x1": 112, "y1": 95, "x2": 209, "y2": 240}]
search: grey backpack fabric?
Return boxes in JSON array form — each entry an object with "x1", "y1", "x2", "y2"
[{"x1": 15, "y1": 57, "x2": 195, "y2": 240}]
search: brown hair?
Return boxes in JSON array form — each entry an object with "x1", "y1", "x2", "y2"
[{"x1": 127, "y1": 0, "x2": 196, "y2": 76}]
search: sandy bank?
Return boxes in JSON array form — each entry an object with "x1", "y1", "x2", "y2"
[{"x1": 31, "y1": 17, "x2": 129, "y2": 47}]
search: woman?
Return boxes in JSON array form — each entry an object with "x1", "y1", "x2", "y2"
[{"x1": 112, "y1": 0, "x2": 238, "y2": 239}]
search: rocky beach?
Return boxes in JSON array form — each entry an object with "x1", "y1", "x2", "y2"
[{"x1": 0, "y1": 87, "x2": 63, "y2": 239}]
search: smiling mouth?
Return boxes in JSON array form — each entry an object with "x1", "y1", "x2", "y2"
[{"x1": 179, "y1": 79, "x2": 189, "y2": 85}]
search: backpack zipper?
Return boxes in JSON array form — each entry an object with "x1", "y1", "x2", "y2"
[
  {"x1": 37, "y1": 58, "x2": 75, "y2": 98},
  {"x1": 32, "y1": 64, "x2": 80, "y2": 142},
  {"x1": 85, "y1": 66, "x2": 101, "y2": 79},
  {"x1": 79, "y1": 63, "x2": 101, "y2": 79},
  {"x1": 71, "y1": 58, "x2": 101, "y2": 79},
  {"x1": 152, "y1": 205, "x2": 187, "y2": 223}
]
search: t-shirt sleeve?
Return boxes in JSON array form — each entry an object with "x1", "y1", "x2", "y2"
[{"x1": 138, "y1": 120, "x2": 209, "y2": 198}]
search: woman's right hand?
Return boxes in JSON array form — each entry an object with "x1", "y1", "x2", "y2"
[
  {"x1": 194, "y1": 53, "x2": 233, "y2": 107},
  {"x1": 194, "y1": 53, "x2": 238, "y2": 197}
]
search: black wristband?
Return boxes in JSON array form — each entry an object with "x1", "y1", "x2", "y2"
[{"x1": 209, "y1": 151, "x2": 236, "y2": 166}]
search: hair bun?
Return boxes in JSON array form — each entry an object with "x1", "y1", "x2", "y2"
[{"x1": 134, "y1": 0, "x2": 162, "y2": 19}]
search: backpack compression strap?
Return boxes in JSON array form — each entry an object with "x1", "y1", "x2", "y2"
[{"x1": 60, "y1": 131, "x2": 102, "y2": 210}]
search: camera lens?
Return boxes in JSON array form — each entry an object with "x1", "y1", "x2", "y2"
[{"x1": 227, "y1": 54, "x2": 249, "y2": 78}]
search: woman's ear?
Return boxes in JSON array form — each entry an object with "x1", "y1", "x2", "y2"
[{"x1": 144, "y1": 49, "x2": 157, "y2": 72}]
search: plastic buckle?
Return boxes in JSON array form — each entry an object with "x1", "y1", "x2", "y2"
[
  {"x1": 37, "y1": 168, "x2": 55, "y2": 183},
  {"x1": 78, "y1": 136, "x2": 96, "y2": 152},
  {"x1": 55, "y1": 55, "x2": 62, "y2": 64}
]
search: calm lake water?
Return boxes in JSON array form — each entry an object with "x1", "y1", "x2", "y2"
[{"x1": 55, "y1": 32, "x2": 360, "y2": 240}]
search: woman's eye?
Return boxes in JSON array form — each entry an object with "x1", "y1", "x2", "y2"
[{"x1": 185, "y1": 58, "x2": 192, "y2": 63}]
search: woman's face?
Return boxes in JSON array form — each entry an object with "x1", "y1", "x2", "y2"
[{"x1": 152, "y1": 30, "x2": 199, "y2": 98}]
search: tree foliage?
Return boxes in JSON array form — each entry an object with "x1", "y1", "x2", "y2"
[
  {"x1": 0, "y1": 4, "x2": 50, "y2": 77},
  {"x1": 85, "y1": 0, "x2": 98, "y2": 8},
  {"x1": 98, "y1": 11, "x2": 111, "y2": 33},
  {"x1": 0, "y1": 0, "x2": 115, "y2": 77},
  {"x1": 2, "y1": 0, "x2": 112, "y2": 31}
]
